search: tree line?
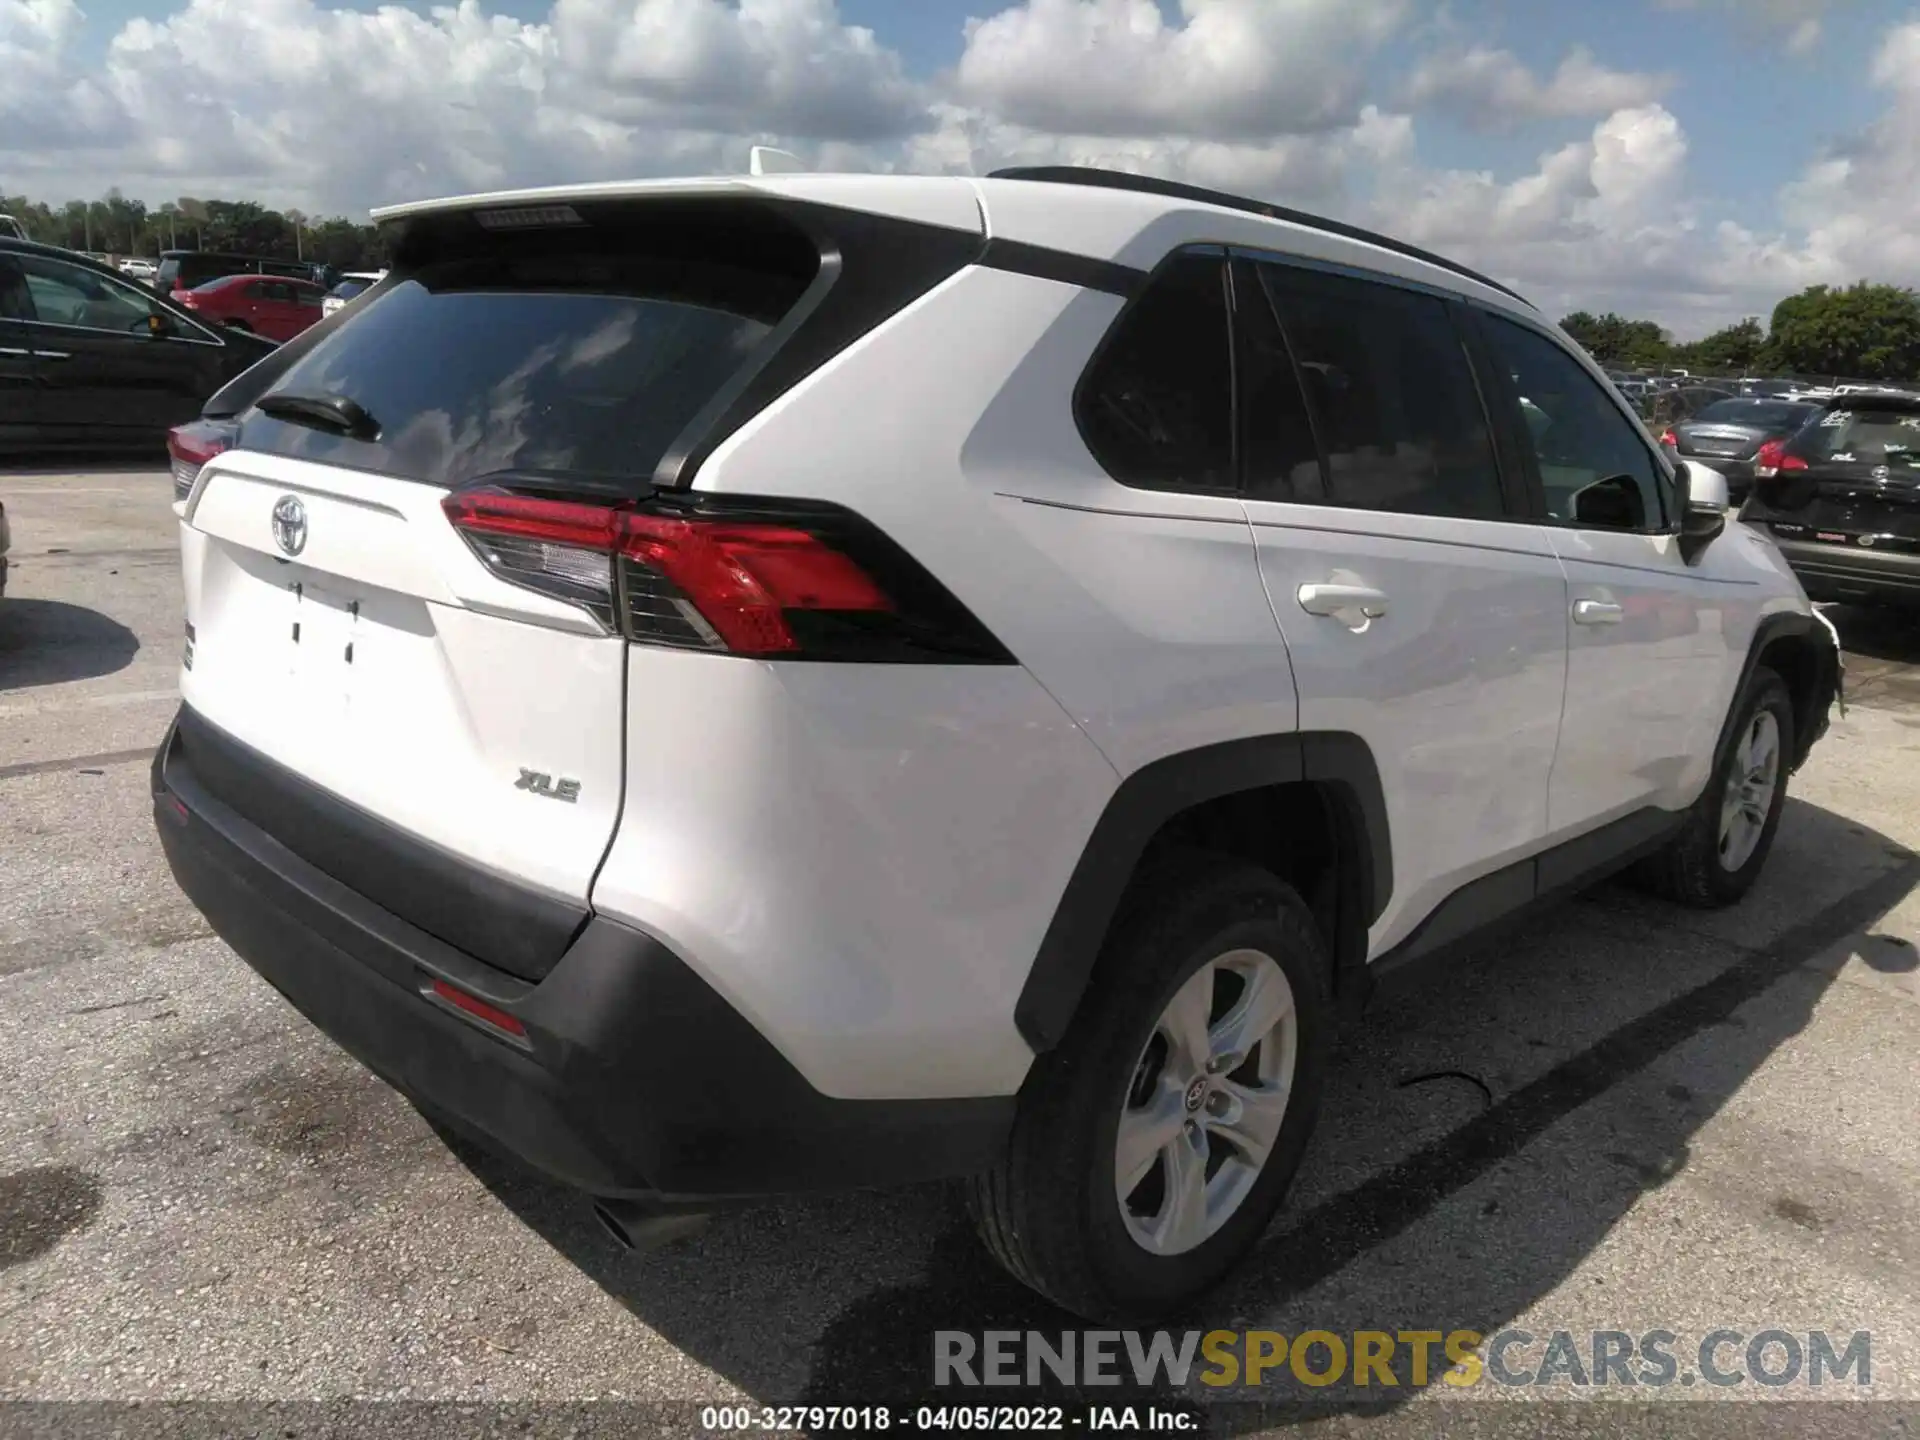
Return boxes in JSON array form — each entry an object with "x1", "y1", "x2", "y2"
[
  {"x1": 1560, "y1": 282, "x2": 1920, "y2": 384},
  {"x1": 0, "y1": 189, "x2": 389, "y2": 272}
]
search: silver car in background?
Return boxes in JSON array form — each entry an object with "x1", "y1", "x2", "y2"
[{"x1": 320, "y1": 269, "x2": 386, "y2": 318}]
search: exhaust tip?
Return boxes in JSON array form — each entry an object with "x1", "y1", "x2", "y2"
[{"x1": 592, "y1": 1199, "x2": 710, "y2": 1254}]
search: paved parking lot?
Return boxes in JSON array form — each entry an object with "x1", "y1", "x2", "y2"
[{"x1": 3, "y1": 464, "x2": 1919, "y2": 1436}]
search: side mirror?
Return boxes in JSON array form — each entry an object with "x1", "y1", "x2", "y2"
[
  {"x1": 1675, "y1": 461, "x2": 1728, "y2": 563},
  {"x1": 1571, "y1": 473, "x2": 1647, "y2": 529}
]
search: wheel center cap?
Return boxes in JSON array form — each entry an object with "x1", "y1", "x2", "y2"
[{"x1": 1184, "y1": 1076, "x2": 1209, "y2": 1112}]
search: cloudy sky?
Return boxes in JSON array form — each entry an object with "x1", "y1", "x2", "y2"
[{"x1": 5, "y1": 0, "x2": 1918, "y2": 335}]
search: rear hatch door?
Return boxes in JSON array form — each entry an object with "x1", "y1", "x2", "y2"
[
  {"x1": 1748, "y1": 404, "x2": 1920, "y2": 552},
  {"x1": 175, "y1": 195, "x2": 833, "y2": 980}
]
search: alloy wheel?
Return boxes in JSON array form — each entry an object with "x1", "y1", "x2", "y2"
[{"x1": 1115, "y1": 948, "x2": 1297, "y2": 1257}]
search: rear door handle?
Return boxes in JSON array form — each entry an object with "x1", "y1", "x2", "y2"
[
  {"x1": 1573, "y1": 599, "x2": 1624, "y2": 625},
  {"x1": 1297, "y1": 583, "x2": 1389, "y2": 619}
]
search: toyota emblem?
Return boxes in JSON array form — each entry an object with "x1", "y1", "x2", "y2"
[
  {"x1": 270, "y1": 495, "x2": 308, "y2": 557},
  {"x1": 1872, "y1": 465, "x2": 1890, "y2": 482}
]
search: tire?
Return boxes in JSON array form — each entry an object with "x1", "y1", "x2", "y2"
[
  {"x1": 1634, "y1": 665, "x2": 1795, "y2": 908},
  {"x1": 969, "y1": 850, "x2": 1331, "y2": 1323}
]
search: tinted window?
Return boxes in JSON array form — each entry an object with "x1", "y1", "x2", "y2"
[
  {"x1": 1077, "y1": 251, "x2": 1234, "y2": 492},
  {"x1": 1692, "y1": 399, "x2": 1815, "y2": 430},
  {"x1": 11, "y1": 254, "x2": 159, "y2": 332},
  {"x1": 1260, "y1": 265, "x2": 1505, "y2": 519},
  {"x1": 236, "y1": 244, "x2": 809, "y2": 490},
  {"x1": 1231, "y1": 259, "x2": 1324, "y2": 502},
  {"x1": 1478, "y1": 312, "x2": 1668, "y2": 531},
  {"x1": 1798, "y1": 408, "x2": 1920, "y2": 463}
]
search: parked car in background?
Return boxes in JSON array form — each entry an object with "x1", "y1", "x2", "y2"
[
  {"x1": 1657, "y1": 397, "x2": 1820, "y2": 503},
  {"x1": 1645, "y1": 383, "x2": 1737, "y2": 429},
  {"x1": 0, "y1": 236, "x2": 277, "y2": 453},
  {"x1": 321, "y1": 270, "x2": 386, "y2": 318},
  {"x1": 174, "y1": 274, "x2": 326, "y2": 342},
  {"x1": 120, "y1": 258, "x2": 159, "y2": 282},
  {"x1": 154, "y1": 250, "x2": 316, "y2": 297},
  {"x1": 1743, "y1": 392, "x2": 1920, "y2": 606}
]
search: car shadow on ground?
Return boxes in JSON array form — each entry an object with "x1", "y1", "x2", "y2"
[
  {"x1": 438, "y1": 797, "x2": 1916, "y2": 1433},
  {"x1": 1823, "y1": 603, "x2": 1920, "y2": 663},
  {"x1": 0, "y1": 597, "x2": 141, "y2": 690},
  {"x1": 0, "y1": 456, "x2": 167, "y2": 478},
  {"x1": 1820, "y1": 605, "x2": 1920, "y2": 711}
]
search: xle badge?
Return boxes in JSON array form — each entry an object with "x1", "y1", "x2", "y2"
[{"x1": 516, "y1": 769, "x2": 581, "y2": 803}]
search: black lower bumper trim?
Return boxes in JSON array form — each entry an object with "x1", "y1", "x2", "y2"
[
  {"x1": 1774, "y1": 538, "x2": 1920, "y2": 605},
  {"x1": 152, "y1": 706, "x2": 1013, "y2": 1202}
]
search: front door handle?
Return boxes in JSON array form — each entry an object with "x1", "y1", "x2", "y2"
[
  {"x1": 1297, "y1": 582, "x2": 1390, "y2": 620},
  {"x1": 1573, "y1": 599, "x2": 1624, "y2": 626}
]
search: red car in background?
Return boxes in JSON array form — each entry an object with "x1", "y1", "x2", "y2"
[{"x1": 175, "y1": 274, "x2": 326, "y2": 343}]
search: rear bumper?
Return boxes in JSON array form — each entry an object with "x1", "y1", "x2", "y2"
[
  {"x1": 1772, "y1": 537, "x2": 1920, "y2": 606},
  {"x1": 151, "y1": 706, "x2": 1012, "y2": 1205}
]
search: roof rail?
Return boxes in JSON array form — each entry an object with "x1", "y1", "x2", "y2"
[{"x1": 985, "y1": 165, "x2": 1530, "y2": 306}]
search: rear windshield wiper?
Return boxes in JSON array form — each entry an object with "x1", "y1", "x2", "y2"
[{"x1": 256, "y1": 391, "x2": 380, "y2": 440}]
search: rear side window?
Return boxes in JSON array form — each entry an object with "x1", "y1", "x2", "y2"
[
  {"x1": 236, "y1": 213, "x2": 819, "y2": 492},
  {"x1": 1259, "y1": 265, "x2": 1506, "y2": 520},
  {"x1": 1076, "y1": 251, "x2": 1234, "y2": 493}
]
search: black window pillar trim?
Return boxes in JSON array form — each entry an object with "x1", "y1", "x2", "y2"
[
  {"x1": 1014, "y1": 731, "x2": 1392, "y2": 1052},
  {"x1": 1449, "y1": 300, "x2": 1540, "y2": 522}
]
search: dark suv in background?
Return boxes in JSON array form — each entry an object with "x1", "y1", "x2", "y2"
[
  {"x1": 1743, "y1": 392, "x2": 1920, "y2": 606},
  {"x1": 154, "y1": 251, "x2": 320, "y2": 297}
]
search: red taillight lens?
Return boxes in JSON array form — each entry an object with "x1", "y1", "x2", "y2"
[
  {"x1": 1658, "y1": 428, "x2": 1677, "y2": 448},
  {"x1": 618, "y1": 514, "x2": 891, "y2": 654},
  {"x1": 167, "y1": 420, "x2": 233, "y2": 502},
  {"x1": 429, "y1": 978, "x2": 527, "y2": 1039},
  {"x1": 1753, "y1": 440, "x2": 1808, "y2": 478},
  {"x1": 443, "y1": 487, "x2": 1007, "y2": 663}
]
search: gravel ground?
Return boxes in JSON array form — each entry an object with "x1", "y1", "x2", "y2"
[{"x1": 2, "y1": 465, "x2": 1918, "y2": 1439}]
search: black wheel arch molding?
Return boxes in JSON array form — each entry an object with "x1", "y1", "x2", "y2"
[
  {"x1": 1014, "y1": 730, "x2": 1392, "y2": 1053},
  {"x1": 1725, "y1": 609, "x2": 1840, "y2": 774}
]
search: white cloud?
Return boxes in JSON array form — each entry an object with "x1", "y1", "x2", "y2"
[
  {"x1": 5, "y1": 0, "x2": 1920, "y2": 339},
  {"x1": 1652, "y1": 0, "x2": 1857, "y2": 51},
  {"x1": 1, "y1": 0, "x2": 924, "y2": 212},
  {"x1": 902, "y1": 101, "x2": 1411, "y2": 211},
  {"x1": 550, "y1": 0, "x2": 924, "y2": 141},
  {"x1": 1402, "y1": 45, "x2": 1673, "y2": 130},
  {"x1": 951, "y1": 0, "x2": 1409, "y2": 140}
]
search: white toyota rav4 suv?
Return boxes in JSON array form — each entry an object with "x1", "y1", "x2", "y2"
[{"x1": 155, "y1": 166, "x2": 1840, "y2": 1323}]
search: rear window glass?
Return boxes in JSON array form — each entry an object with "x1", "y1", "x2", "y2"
[
  {"x1": 1800, "y1": 408, "x2": 1920, "y2": 463},
  {"x1": 236, "y1": 239, "x2": 814, "y2": 491},
  {"x1": 1691, "y1": 399, "x2": 1814, "y2": 429}
]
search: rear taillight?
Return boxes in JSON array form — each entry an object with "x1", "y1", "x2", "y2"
[
  {"x1": 1658, "y1": 428, "x2": 1677, "y2": 448},
  {"x1": 1753, "y1": 440, "x2": 1808, "y2": 479},
  {"x1": 442, "y1": 486, "x2": 1011, "y2": 663},
  {"x1": 167, "y1": 419, "x2": 235, "y2": 502}
]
